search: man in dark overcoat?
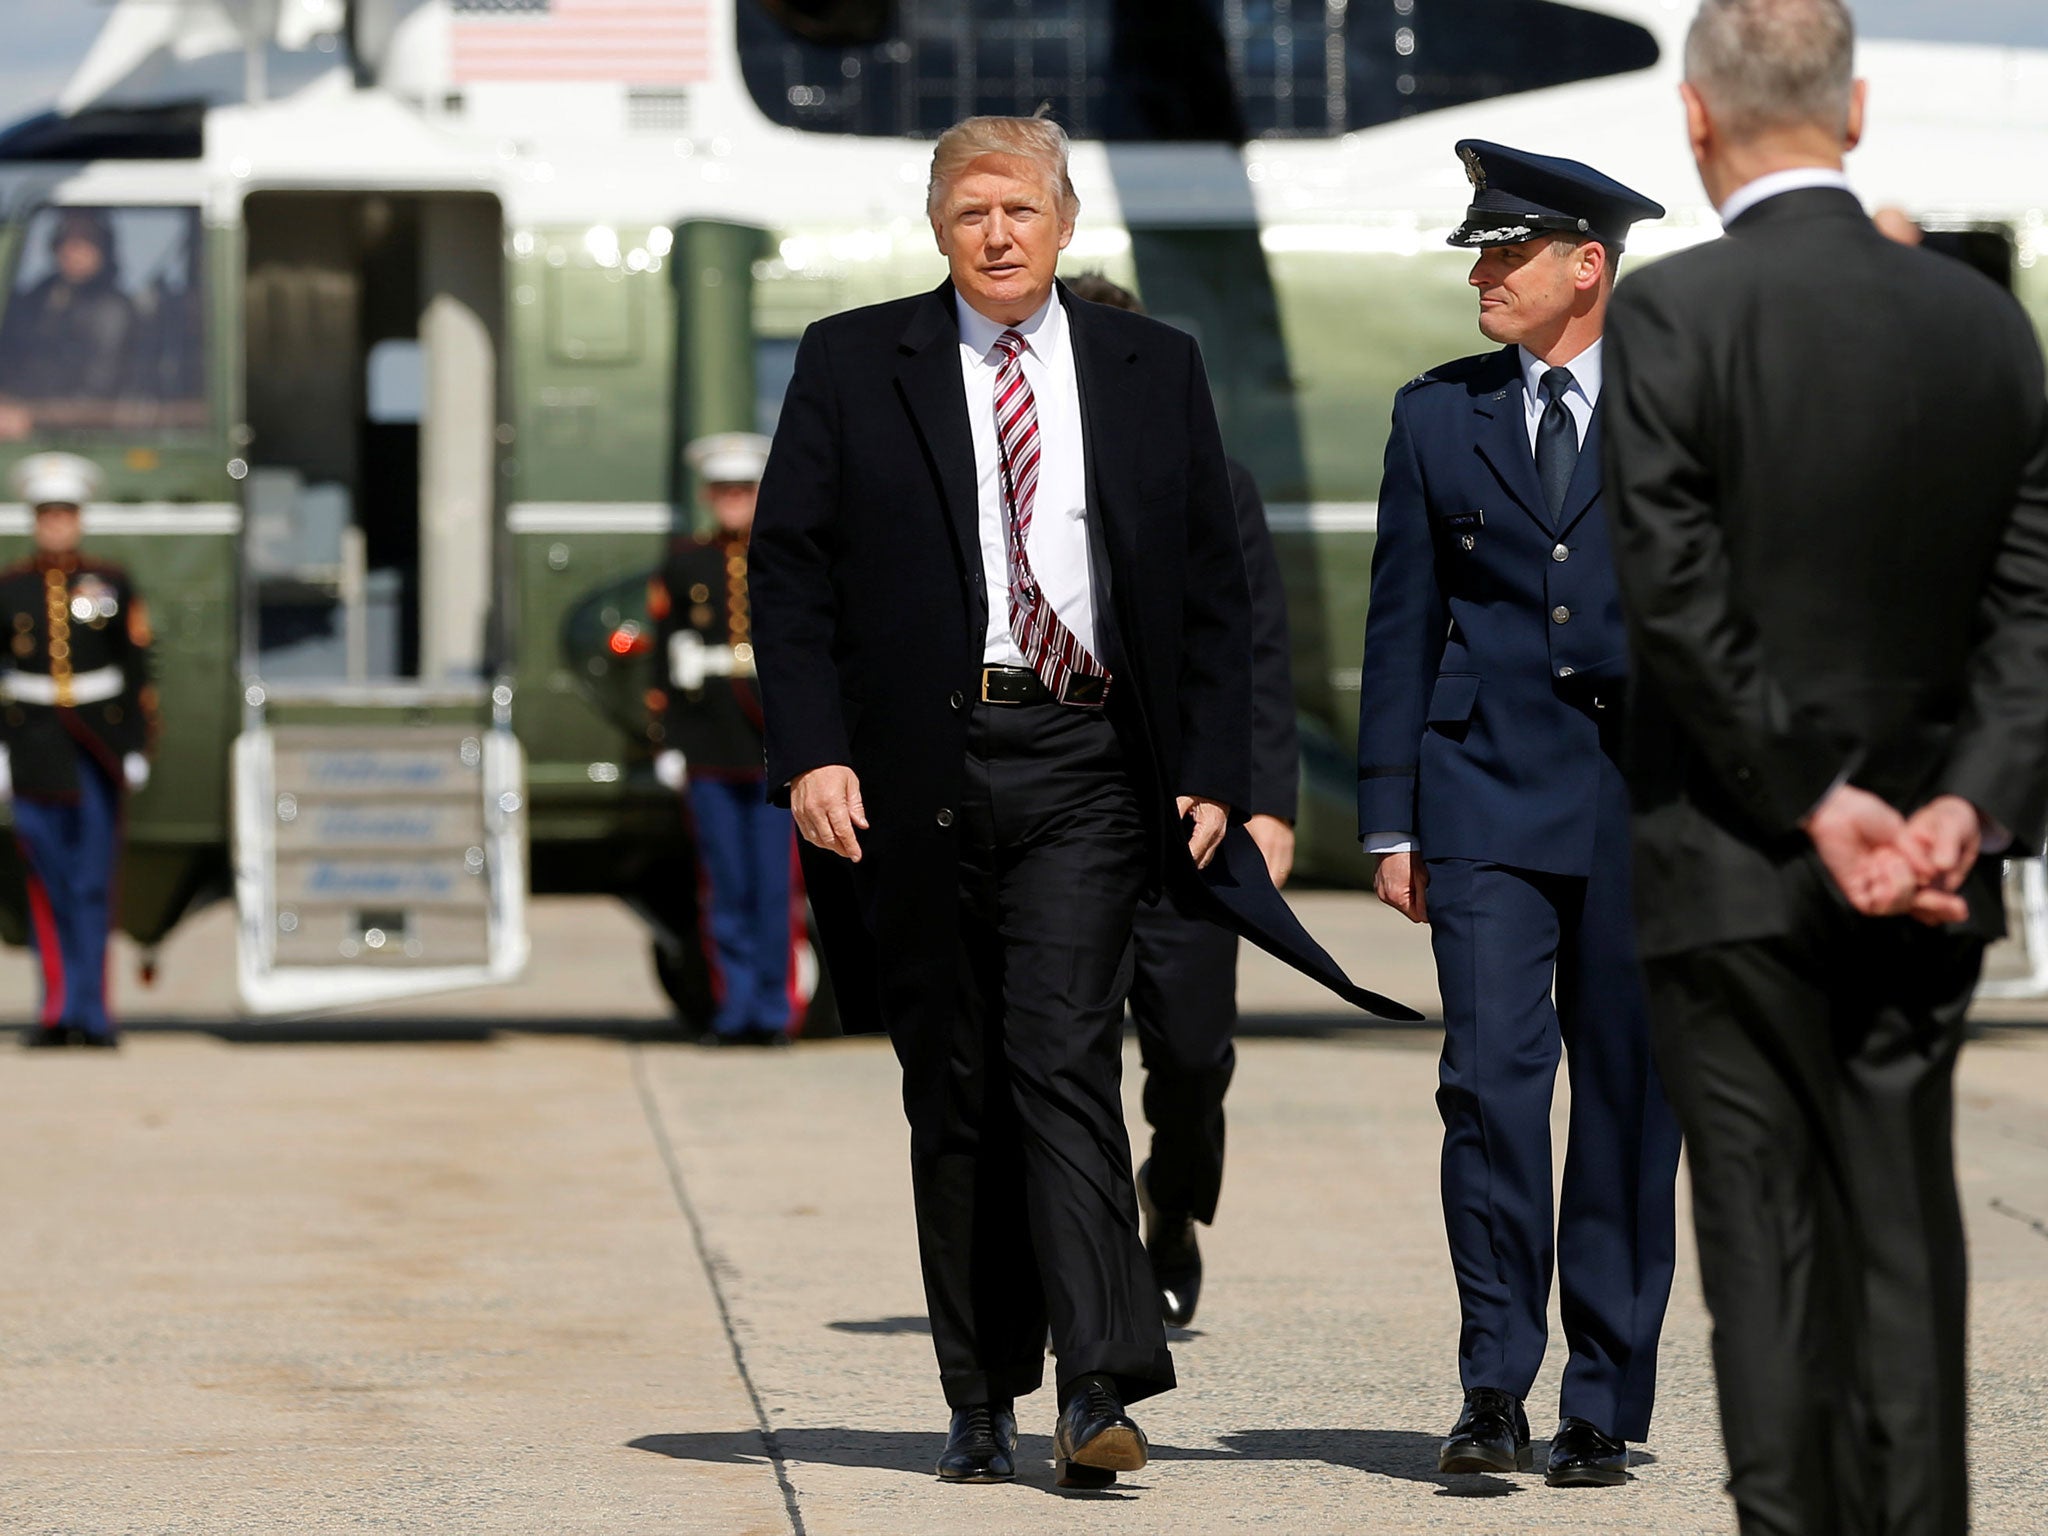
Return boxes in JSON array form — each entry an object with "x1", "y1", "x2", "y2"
[
  {"x1": 1603, "y1": 3, "x2": 2048, "y2": 1532},
  {"x1": 752, "y1": 113, "x2": 1411, "y2": 1490}
]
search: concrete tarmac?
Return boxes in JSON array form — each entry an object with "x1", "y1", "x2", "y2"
[{"x1": 1, "y1": 895, "x2": 2045, "y2": 1534}]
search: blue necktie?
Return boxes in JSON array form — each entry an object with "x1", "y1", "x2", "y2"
[{"x1": 1536, "y1": 366, "x2": 1578, "y2": 521}]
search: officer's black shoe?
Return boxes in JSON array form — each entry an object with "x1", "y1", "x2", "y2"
[
  {"x1": 1136, "y1": 1159, "x2": 1202, "y2": 1327},
  {"x1": 935, "y1": 1401, "x2": 1017, "y2": 1483},
  {"x1": 1545, "y1": 1417, "x2": 1630, "y2": 1487},
  {"x1": 77, "y1": 1032, "x2": 120, "y2": 1050},
  {"x1": 1439, "y1": 1387, "x2": 1533, "y2": 1473},
  {"x1": 1054, "y1": 1375, "x2": 1148, "y2": 1489},
  {"x1": 21, "y1": 1024, "x2": 70, "y2": 1049}
]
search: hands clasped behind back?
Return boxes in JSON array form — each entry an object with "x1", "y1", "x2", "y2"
[{"x1": 793, "y1": 764, "x2": 867, "y2": 862}]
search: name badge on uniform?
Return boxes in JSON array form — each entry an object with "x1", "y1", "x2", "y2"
[{"x1": 1445, "y1": 510, "x2": 1484, "y2": 552}]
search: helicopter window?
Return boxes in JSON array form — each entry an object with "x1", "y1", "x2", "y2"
[
  {"x1": 0, "y1": 205, "x2": 208, "y2": 441},
  {"x1": 738, "y1": 0, "x2": 1659, "y2": 141}
]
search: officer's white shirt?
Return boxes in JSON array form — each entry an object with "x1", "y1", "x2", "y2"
[
  {"x1": 956, "y1": 288, "x2": 1098, "y2": 668},
  {"x1": 1363, "y1": 338, "x2": 1607, "y2": 858},
  {"x1": 1517, "y1": 337, "x2": 1602, "y2": 453},
  {"x1": 1718, "y1": 166, "x2": 1853, "y2": 226}
]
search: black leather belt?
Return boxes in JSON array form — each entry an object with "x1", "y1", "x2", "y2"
[{"x1": 979, "y1": 665, "x2": 1109, "y2": 708}]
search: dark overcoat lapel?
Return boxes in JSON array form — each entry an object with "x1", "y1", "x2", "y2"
[
  {"x1": 893, "y1": 283, "x2": 982, "y2": 632},
  {"x1": 1063, "y1": 284, "x2": 1138, "y2": 675}
]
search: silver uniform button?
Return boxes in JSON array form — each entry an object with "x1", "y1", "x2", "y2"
[
  {"x1": 1552, "y1": 544, "x2": 1569, "y2": 562},
  {"x1": 1551, "y1": 605, "x2": 1571, "y2": 624},
  {"x1": 1558, "y1": 666, "x2": 1575, "y2": 678}
]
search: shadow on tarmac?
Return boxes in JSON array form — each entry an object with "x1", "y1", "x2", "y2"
[
  {"x1": 21, "y1": 1014, "x2": 1452, "y2": 1047},
  {"x1": 630, "y1": 1426, "x2": 1546, "y2": 1497}
]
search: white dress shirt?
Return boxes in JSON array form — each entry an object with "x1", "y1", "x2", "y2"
[
  {"x1": 1718, "y1": 166, "x2": 1853, "y2": 226},
  {"x1": 1518, "y1": 337, "x2": 1602, "y2": 453},
  {"x1": 956, "y1": 289, "x2": 1098, "y2": 668},
  {"x1": 1363, "y1": 339, "x2": 1607, "y2": 859}
]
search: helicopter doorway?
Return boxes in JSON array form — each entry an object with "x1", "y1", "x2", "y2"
[{"x1": 241, "y1": 190, "x2": 502, "y2": 686}]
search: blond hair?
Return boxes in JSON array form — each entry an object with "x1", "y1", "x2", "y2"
[
  {"x1": 1685, "y1": 0, "x2": 1856, "y2": 138},
  {"x1": 926, "y1": 114, "x2": 1080, "y2": 220}
]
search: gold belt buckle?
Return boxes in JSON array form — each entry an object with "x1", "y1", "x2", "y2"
[{"x1": 979, "y1": 667, "x2": 995, "y2": 704}]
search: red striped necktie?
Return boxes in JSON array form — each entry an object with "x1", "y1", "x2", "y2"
[{"x1": 992, "y1": 328, "x2": 1111, "y2": 706}]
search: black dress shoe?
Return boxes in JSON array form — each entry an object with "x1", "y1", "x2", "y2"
[
  {"x1": 21, "y1": 1024, "x2": 70, "y2": 1049},
  {"x1": 1137, "y1": 1160, "x2": 1202, "y2": 1327},
  {"x1": 1440, "y1": 1387, "x2": 1532, "y2": 1473},
  {"x1": 1545, "y1": 1417, "x2": 1630, "y2": 1487},
  {"x1": 1054, "y1": 1379, "x2": 1149, "y2": 1489},
  {"x1": 936, "y1": 1403, "x2": 1017, "y2": 1483}
]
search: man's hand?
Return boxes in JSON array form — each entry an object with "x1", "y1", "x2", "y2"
[
  {"x1": 1178, "y1": 795, "x2": 1227, "y2": 870},
  {"x1": 1894, "y1": 794, "x2": 1982, "y2": 927},
  {"x1": 1803, "y1": 782, "x2": 1926, "y2": 917},
  {"x1": 1246, "y1": 814, "x2": 1295, "y2": 889},
  {"x1": 1374, "y1": 851, "x2": 1428, "y2": 924},
  {"x1": 792, "y1": 765, "x2": 868, "y2": 863}
]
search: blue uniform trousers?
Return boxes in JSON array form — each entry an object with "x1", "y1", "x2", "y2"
[
  {"x1": 1427, "y1": 801, "x2": 1681, "y2": 1440},
  {"x1": 689, "y1": 774, "x2": 797, "y2": 1038},
  {"x1": 13, "y1": 746, "x2": 121, "y2": 1039}
]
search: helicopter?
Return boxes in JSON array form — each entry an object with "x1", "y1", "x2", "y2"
[{"x1": 0, "y1": 0, "x2": 2041, "y2": 1019}]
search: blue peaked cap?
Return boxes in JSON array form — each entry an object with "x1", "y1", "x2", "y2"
[{"x1": 1449, "y1": 139, "x2": 1665, "y2": 251}]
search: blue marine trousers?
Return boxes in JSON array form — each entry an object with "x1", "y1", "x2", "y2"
[
  {"x1": 689, "y1": 774, "x2": 797, "y2": 1037},
  {"x1": 1427, "y1": 846, "x2": 1682, "y2": 1442},
  {"x1": 13, "y1": 747, "x2": 121, "y2": 1039}
]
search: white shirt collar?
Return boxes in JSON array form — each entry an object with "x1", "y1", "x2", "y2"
[
  {"x1": 956, "y1": 285, "x2": 1064, "y2": 365},
  {"x1": 1519, "y1": 337, "x2": 1603, "y2": 409},
  {"x1": 1718, "y1": 167, "x2": 1854, "y2": 227}
]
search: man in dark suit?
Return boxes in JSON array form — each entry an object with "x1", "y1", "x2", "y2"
[
  {"x1": 1062, "y1": 272, "x2": 1300, "y2": 1332},
  {"x1": 1602, "y1": 3, "x2": 2048, "y2": 1532},
  {"x1": 1357, "y1": 142, "x2": 1679, "y2": 1487},
  {"x1": 752, "y1": 113, "x2": 1415, "y2": 1490}
]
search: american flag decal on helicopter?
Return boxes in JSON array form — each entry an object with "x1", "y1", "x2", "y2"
[{"x1": 450, "y1": 0, "x2": 713, "y2": 85}]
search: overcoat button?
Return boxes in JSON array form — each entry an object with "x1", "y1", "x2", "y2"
[
  {"x1": 1551, "y1": 605, "x2": 1571, "y2": 624},
  {"x1": 1552, "y1": 544, "x2": 1569, "y2": 562},
  {"x1": 949, "y1": 690, "x2": 964, "y2": 711},
  {"x1": 935, "y1": 808, "x2": 955, "y2": 828}
]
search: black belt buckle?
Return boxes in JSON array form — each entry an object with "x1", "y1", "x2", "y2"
[{"x1": 980, "y1": 666, "x2": 1038, "y2": 705}]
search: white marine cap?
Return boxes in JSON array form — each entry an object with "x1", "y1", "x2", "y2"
[
  {"x1": 684, "y1": 431, "x2": 771, "y2": 486},
  {"x1": 11, "y1": 451, "x2": 101, "y2": 510}
]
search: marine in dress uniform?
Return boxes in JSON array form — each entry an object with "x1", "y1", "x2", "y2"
[
  {"x1": 1355, "y1": 143, "x2": 1681, "y2": 1486},
  {"x1": 1063, "y1": 267, "x2": 1301, "y2": 1334},
  {"x1": 647, "y1": 431, "x2": 799, "y2": 1046},
  {"x1": 0, "y1": 453, "x2": 155, "y2": 1048}
]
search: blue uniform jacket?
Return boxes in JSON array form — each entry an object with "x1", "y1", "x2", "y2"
[{"x1": 1356, "y1": 345, "x2": 1627, "y2": 878}]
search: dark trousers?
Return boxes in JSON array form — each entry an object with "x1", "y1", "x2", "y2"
[
  {"x1": 1128, "y1": 897, "x2": 1238, "y2": 1224},
  {"x1": 1645, "y1": 892, "x2": 1981, "y2": 1536},
  {"x1": 688, "y1": 775, "x2": 796, "y2": 1038},
  {"x1": 13, "y1": 747, "x2": 121, "y2": 1038},
  {"x1": 1427, "y1": 851, "x2": 1681, "y2": 1441},
  {"x1": 908, "y1": 700, "x2": 1172, "y2": 1409}
]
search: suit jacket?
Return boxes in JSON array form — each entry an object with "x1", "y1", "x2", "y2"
[
  {"x1": 1603, "y1": 187, "x2": 2048, "y2": 957},
  {"x1": 755, "y1": 279, "x2": 1417, "y2": 1027},
  {"x1": 1229, "y1": 457, "x2": 1299, "y2": 824},
  {"x1": 646, "y1": 533, "x2": 765, "y2": 777},
  {"x1": 0, "y1": 553, "x2": 155, "y2": 800},
  {"x1": 753, "y1": 278, "x2": 1251, "y2": 875},
  {"x1": 1356, "y1": 346, "x2": 1628, "y2": 876}
]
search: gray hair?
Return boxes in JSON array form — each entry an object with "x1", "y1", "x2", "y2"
[
  {"x1": 1684, "y1": 0, "x2": 1856, "y2": 138},
  {"x1": 926, "y1": 114, "x2": 1080, "y2": 221}
]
